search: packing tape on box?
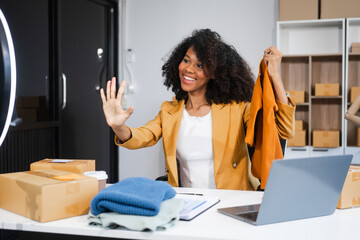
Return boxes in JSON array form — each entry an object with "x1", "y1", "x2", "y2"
[
  {"x1": 25, "y1": 171, "x2": 82, "y2": 195},
  {"x1": 26, "y1": 171, "x2": 83, "y2": 181}
]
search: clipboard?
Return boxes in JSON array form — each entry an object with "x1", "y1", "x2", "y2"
[{"x1": 175, "y1": 194, "x2": 220, "y2": 221}]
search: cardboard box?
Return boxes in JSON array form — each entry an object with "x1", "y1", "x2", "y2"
[
  {"x1": 295, "y1": 120, "x2": 304, "y2": 131},
  {"x1": 352, "y1": 43, "x2": 360, "y2": 53},
  {"x1": 31, "y1": 159, "x2": 95, "y2": 174},
  {"x1": 0, "y1": 169, "x2": 98, "y2": 222},
  {"x1": 287, "y1": 91, "x2": 305, "y2": 103},
  {"x1": 351, "y1": 87, "x2": 360, "y2": 103},
  {"x1": 288, "y1": 130, "x2": 306, "y2": 147},
  {"x1": 312, "y1": 130, "x2": 340, "y2": 148},
  {"x1": 17, "y1": 96, "x2": 47, "y2": 109},
  {"x1": 321, "y1": 0, "x2": 360, "y2": 19},
  {"x1": 337, "y1": 165, "x2": 360, "y2": 209},
  {"x1": 279, "y1": 0, "x2": 318, "y2": 21},
  {"x1": 17, "y1": 108, "x2": 49, "y2": 122},
  {"x1": 314, "y1": 83, "x2": 339, "y2": 96}
]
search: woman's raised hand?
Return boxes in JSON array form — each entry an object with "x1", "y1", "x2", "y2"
[
  {"x1": 263, "y1": 46, "x2": 282, "y2": 80},
  {"x1": 263, "y1": 46, "x2": 288, "y2": 104},
  {"x1": 100, "y1": 77, "x2": 134, "y2": 129}
]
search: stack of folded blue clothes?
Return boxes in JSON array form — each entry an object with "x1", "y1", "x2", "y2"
[{"x1": 88, "y1": 177, "x2": 184, "y2": 231}]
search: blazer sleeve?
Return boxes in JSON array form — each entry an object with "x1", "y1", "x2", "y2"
[
  {"x1": 115, "y1": 111, "x2": 163, "y2": 149},
  {"x1": 275, "y1": 96, "x2": 296, "y2": 139}
]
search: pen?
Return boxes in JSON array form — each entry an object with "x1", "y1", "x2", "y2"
[{"x1": 177, "y1": 192, "x2": 203, "y2": 196}]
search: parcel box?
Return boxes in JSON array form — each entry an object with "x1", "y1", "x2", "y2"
[
  {"x1": 337, "y1": 165, "x2": 360, "y2": 209},
  {"x1": 314, "y1": 83, "x2": 339, "y2": 96},
  {"x1": 287, "y1": 130, "x2": 306, "y2": 147},
  {"x1": 279, "y1": 0, "x2": 318, "y2": 21},
  {"x1": 287, "y1": 91, "x2": 305, "y2": 103},
  {"x1": 352, "y1": 43, "x2": 360, "y2": 53},
  {"x1": 312, "y1": 130, "x2": 339, "y2": 148},
  {"x1": 31, "y1": 159, "x2": 95, "y2": 174},
  {"x1": 0, "y1": 169, "x2": 98, "y2": 222},
  {"x1": 351, "y1": 86, "x2": 360, "y2": 103},
  {"x1": 321, "y1": 0, "x2": 360, "y2": 19},
  {"x1": 295, "y1": 120, "x2": 304, "y2": 131}
]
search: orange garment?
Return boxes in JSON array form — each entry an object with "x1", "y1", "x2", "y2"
[{"x1": 245, "y1": 59, "x2": 283, "y2": 189}]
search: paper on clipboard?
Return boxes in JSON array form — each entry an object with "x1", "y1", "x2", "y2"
[{"x1": 175, "y1": 194, "x2": 220, "y2": 221}]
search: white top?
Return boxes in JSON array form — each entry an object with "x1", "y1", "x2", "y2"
[{"x1": 176, "y1": 107, "x2": 216, "y2": 188}]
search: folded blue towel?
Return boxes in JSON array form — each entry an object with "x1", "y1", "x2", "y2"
[{"x1": 90, "y1": 177, "x2": 176, "y2": 216}]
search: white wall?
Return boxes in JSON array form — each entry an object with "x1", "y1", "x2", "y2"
[{"x1": 118, "y1": 0, "x2": 279, "y2": 181}]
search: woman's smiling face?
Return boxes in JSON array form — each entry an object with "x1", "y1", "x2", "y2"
[{"x1": 178, "y1": 46, "x2": 210, "y2": 96}]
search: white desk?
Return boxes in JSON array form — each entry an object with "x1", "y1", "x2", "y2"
[{"x1": 1, "y1": 188, "x2": 360, "y2": 240}]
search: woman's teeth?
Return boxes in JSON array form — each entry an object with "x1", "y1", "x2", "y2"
[{"x1": 184, "y1": 75, "x2": 196, "y2": 81}]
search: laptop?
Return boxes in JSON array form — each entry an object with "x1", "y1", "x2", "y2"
[{"x1": 218, "y1": 155, "x2": 352, "y2": 225}]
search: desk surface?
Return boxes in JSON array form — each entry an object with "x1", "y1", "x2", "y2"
[{"x1": 1, "y1": 187, "x2": 360, "y2": 240}]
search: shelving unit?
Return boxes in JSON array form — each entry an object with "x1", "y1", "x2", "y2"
[
  {"x1": 344, "y1": 18, "x2": 360, "y2": 163},
  {"x1": 277, "y1": 19, "x2": 346, "y2": 159}
]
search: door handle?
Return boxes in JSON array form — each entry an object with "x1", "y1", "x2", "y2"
[{"x1": 62, "y1": 73, "x2": 67, "y2": 109}]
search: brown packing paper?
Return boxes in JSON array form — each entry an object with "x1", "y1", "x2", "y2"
[
  {"x1": 0, "y1": 169, "x2": 98, "y2": 222},
  {"x1": 30, "y1": 159, "x2": 95, "y2": 174}
]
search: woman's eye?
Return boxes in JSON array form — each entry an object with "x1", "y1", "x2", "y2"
[
  {"x1": 196, "y1": 64, "x2": 203, "y2": 69},
  {"x1": 183, "y1": 58, "x2": 189, "y2": 63}
]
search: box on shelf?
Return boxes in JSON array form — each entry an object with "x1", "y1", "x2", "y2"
[
  {"x1": 351, "y1": 87, "x2": 360, "y2": 103},
  {"x1": 337, "y1": 165, "x2": 360, "y2": 209},
  {"x1": 17, "y1": 108, "x2": 49, "y2": 123},
  {"x1": 314, "y1": 83, "x2": 339, "y2": 96},
  {"x1": 295, "y1": 120, "x2": 304, "y2": 131},
  {"x1": 352, "y1": 43, "x2": 360, "y2": 53},
  {"x1": 0, "y1": 169, "x2": 98, "y2": 222},
  {"x1": 321, "y1": 0, "x2": 360, "y2": 19},
  {"x1": 287, "y1": 130, "x2": 306, "y2": 147},
  {"x1": 312, "y1": 130, "x2": 339, "y2": 148},
  {"x1": 30, "y1": 159, "x2": 95, "y2": 174},
  {"x1": 287, "y1": 91, "x2": 305, "y2": 103},
  {"x1": 279, "y1": 0, "x2": 318, "y2": 21}
]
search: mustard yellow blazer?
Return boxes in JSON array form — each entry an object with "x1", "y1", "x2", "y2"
[{"x1": 116, "y1": 98, "x2": 295, "y2": 190}]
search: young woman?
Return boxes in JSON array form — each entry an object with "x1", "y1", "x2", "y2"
[{"x1": 100, "y1": 29, "x2": 295, "y2": 190}]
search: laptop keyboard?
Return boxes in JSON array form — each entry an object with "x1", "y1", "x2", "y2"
[{"x1": 237, "y1": 211, "x2": 259, "y2": 222}]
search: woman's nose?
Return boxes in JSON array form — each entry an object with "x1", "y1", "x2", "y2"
[{"x1": 185, "y1": 64, "x2": 195, "y2": 73}]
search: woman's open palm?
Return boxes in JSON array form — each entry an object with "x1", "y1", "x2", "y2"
[{"x1": 100, "y1": 77, "x2": 133, "y2": 129}]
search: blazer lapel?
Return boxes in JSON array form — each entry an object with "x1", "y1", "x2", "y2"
[
  {"x1": 162, "y1": 100, "x2": 184, "y2": 185},
  {"x1": 211, "y1": 103, "x2": 230, "y2": 175}
]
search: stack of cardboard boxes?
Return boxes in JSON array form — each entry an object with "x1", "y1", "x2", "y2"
[
  {"x1": 279, "y1": 0, "x2": 360, "y2": 21},
  {"x1": 288, "y1": 120, "x2": 306, "y2": 147},
  {"x1": 0, "y1": 159, "x2": 99, "y2": 222},
  {"x1": 312, "y1": 83, "x2": 340, "y2": 148}
]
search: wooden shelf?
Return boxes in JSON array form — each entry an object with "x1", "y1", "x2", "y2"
[{"x1": 311, "y1": 96, "x2": 342, "y2": 99}]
